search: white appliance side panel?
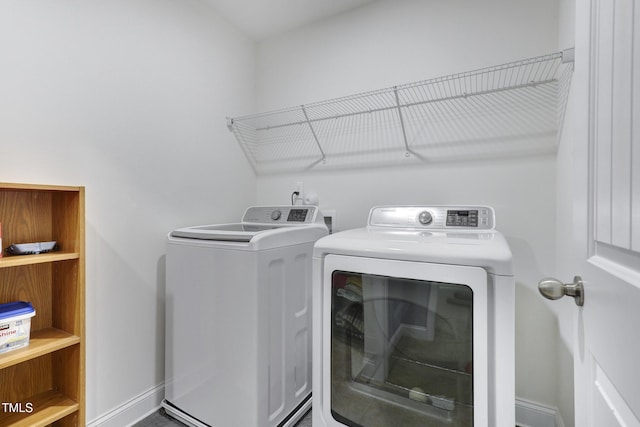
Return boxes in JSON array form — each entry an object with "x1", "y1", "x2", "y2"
[
  {"x1": 314, "y1": 254, "x2": 491, "y2": 427},
  {"x1": 292, "y1": 252, "x2": 312, "y2": 396},
  {"x1": 489, "y1": 274, "x2": 515, "y2": 427},
  {"x1": 165, "y1": 242, "x2": 260, "y2": 427},
  {"x1": 313, "y1": 255, "x2": 329, "y2": 427},
  {"x1": 267, "y1": 257, "x2": 285, "y2": 420},
  {"x1": 257, "y1": 243, "x2": 314, "y2": 427}
]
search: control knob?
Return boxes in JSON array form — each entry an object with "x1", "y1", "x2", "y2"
[
  {"x1": 418, "y1": 211, "x2": 433, "y2": 225},
  {"x1": 271, "y1": 210, "x2": 282, "y2": 221}
]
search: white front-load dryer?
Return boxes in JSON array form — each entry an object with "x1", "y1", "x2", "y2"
[
  {"x1": 163, "y1": 206, "x2": 328, "y2": 427},
  {"x1": 312, "y1": 206, "x2": 514, "y2": 427}
]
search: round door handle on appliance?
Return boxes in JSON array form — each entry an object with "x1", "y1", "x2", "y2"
[
  {"x1": 271, "y1": 210, "x2": 282, "y2": 220},
  {"x1": 418, "y1": 211, "x2": 433, "y2": 225},
  {"x1": 538, "y1": 276, "x2": 584, "y2": 306}
]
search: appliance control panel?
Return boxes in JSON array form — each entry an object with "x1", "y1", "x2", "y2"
[
  {"x1": 242, "y1": 206, "x2": 320, "y2": 224},
  {"x1": 368, "y1": 206, "x2": 495, "y2": 230}
]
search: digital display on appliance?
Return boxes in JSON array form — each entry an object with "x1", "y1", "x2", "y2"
[
  {"x1": 287, "y1": 209, "x2": 308, "y2": 222},
  {"x1": 446, "y1": 210, "x2": 478, "y2": 227}
]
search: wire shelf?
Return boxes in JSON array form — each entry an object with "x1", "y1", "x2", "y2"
[{"x1": 228, "y1": 50, "x2": 574, "y2": 174}]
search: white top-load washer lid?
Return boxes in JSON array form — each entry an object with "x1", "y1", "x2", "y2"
[
  {"x1": 314, "y1": 206, "x2": 513, "y2": 276},
  {"x1": 170, "y1": 206, "x2": 328, "y2": 249}
]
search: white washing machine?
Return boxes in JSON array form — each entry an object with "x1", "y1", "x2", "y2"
[
  {"x1": 312, "y1": 206, "x2": 514, "y2": 427},
  {"x1": 163, "y1": 206, "x2": 328, "y2": 427}
]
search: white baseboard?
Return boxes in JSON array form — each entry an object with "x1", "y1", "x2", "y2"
[
  {"x1": 87, "y1": 383, "x2": 164, "y2": 427},
  {"x1": 516, "y1": 397, "x2": 561, "y2": 427}
]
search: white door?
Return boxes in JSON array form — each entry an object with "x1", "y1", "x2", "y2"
[{"x1": 559, "y1": 0, "x2": 640, "y2": 425}]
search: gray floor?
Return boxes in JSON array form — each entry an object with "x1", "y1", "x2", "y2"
[
  {"x1": 133, "y1": 408, "x2": 312, "y2": 427},
  {"x1": 134, "y1": 407, "x2": 521, "y2": 426}
]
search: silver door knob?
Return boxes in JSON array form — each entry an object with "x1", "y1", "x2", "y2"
[{"x1": 538, "y1": 276, "x2": 584, "y2": 306}]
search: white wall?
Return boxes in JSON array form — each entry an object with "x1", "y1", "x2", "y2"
[
  {"x1": 0, "y1": 0, "x2": 256, "y2": 423},
  {"x1": 254, "y1": 0, "x2": 560, "y2": 111},
  {"x1": 254, "y1": 0, "x2": 563, "y2": 412}
]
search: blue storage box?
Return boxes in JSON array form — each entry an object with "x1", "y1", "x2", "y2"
[{"x1": 0, "y1": 301, "x2": 36, "y2": 354}]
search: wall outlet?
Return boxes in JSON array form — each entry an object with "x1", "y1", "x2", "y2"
[{"x1": 293, "y1": 181, "x2": 304, "y2": 204}]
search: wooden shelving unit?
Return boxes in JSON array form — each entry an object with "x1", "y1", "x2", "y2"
[{"x1": 0, "y1": 183, "x2": 85, "y2": 427}]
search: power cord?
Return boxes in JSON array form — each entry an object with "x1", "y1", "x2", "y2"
[{"x1": 291, "y1": 191, "x2": 300, "y2": 205}]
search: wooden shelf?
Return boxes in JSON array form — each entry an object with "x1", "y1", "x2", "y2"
[
  {"x1": 0, "y1": 182, "x2": 85, "y2": 426},
  {"x1": 0, "y1": 390, "x2": 79, "y2": 427},
  {"x1": 0, "y1": 183, "x2": 81, "y2": 192},
  {"x1": 0, "y1": 328, "x2": 80, "y2": 370},
  {"x1": 0, "y1": 252, "x2": 80, "y2": 269}
]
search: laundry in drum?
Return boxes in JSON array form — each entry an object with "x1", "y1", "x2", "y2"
[
  {"x1": 335, "y1": 276, "x2": 364, "y2": 334},
  {"x1": 336, "y1": 276, "x2": 363, "y2": 302},
  {"x1": 6, "y1": 241, "x2": 58, "y2": 255}
]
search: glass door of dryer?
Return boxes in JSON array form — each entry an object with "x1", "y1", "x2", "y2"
[{"x1": 322, "y1": 255, "x2": 488, "y2": 427}]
